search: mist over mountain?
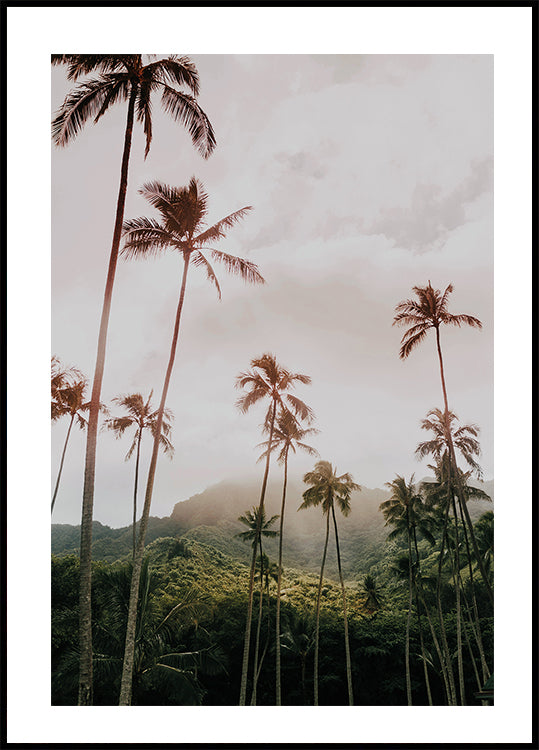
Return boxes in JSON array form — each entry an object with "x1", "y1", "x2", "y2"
[{"x1": 51, "y1": 475, "x2": 493, "y2": 579}]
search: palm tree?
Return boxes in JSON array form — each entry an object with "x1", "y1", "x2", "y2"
[
  {"x1": 252, "y1": 553, "x2": 280, "y2": 705},
  {"x1": 360, "y1": 574, "x2": 384, "y2": 615},
  {"x1": 258, "y1": 408, "x2": 319, "y2": 705},
  {"x1": 54, "y1": 558, "x2": 225, "y2": 705},
  {"x1": 235, "y1": 353, "x2": 313, "y2": 705},
  {"x1": 52, "y1": 54, "x2": 215, "y2": 705},
  {"x1": 103, "y1": 392, "x2": 174, "y2": 556},
  {"x1": 421, "y1": 454, "x2": 492, "y2": 689},
  {"x1": 299, "y1": 460, "x2": 360, "y2": 706},
  {"x1": 280, "y1": 610, "x2": 314, "y2": 705},
  {"x1": 380, "y1": 475, "x2": 437, "y2": 705},
  {"x1": 118, "y1": 179, "x2": 262, "y2": 705},
  {"x1": 51, "y1": 377, "x2": 90, "y2": 514},
  {"x1": 236, "y1": 508, "x2": 279, "y2": 706},
  {"x1": 51, "y1": 356, "x2": 84, "y2": 420},
  {"x1": 393, "y1": 281, "x2": 492, "y2": 604}
]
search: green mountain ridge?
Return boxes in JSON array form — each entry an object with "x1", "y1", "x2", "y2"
[{"x1": 51, "y1": 475, "x2": 493, "y2": 578}]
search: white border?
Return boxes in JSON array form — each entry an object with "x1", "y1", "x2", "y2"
[{"x1": 6, "y1": 4, "x2": 533, "y2": 745}]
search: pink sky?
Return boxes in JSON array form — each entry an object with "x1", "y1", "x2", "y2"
[{"x1": 51, "y1": 53, "x2": 495, "y2": 527}]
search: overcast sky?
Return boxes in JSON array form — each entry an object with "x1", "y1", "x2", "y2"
[{"x1": 51, "y1": 53, "x2": 495, "y2": 528}]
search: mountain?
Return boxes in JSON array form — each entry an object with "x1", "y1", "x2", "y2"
[{"x1": 51, "y1": 475, "x2": 494, "y2": 578}]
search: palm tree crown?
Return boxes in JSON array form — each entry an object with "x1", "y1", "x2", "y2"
[
  {"x1": 258, "y1": 408, "x2": 319, "y2": 465},
  {"x1": 393, "y1": 281, "x2": 482, "y2": 360},
  {"x1": 52, "y1": 54, "x2": 215, "y2": 158},
  {"x1": 104, "y1": 392, "x2": 174, "y2": 461},
  {"x1": 300, "y1": 460, "x2": 360, "y2": 516},
  {"x1": 122, "y1": 178, "x2": 263, "y2": 293},
  {"x1": 236, "y1": 353, "x2": 313, "y2": 428},
  {"x1": 380, "y1": 474, "x2": 436, "y2": 546},
  {"x1": 415, "y1": 408, "x2": 482, "y2": 479},
  {"x1": 236, "y1": 507, "x2": 280, "y2": 548}
]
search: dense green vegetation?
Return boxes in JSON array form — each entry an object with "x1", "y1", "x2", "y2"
[{"x1": 52, "y1": 496, "x2": 493, "y2": 706}]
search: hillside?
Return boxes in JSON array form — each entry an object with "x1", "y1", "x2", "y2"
[{"x1": 51, "y1": 475, "x2": 493, "y2": 578}]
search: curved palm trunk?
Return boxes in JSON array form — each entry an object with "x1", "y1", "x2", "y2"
[
  {"x1": 275, "y1": 445, "x2": 289, "y2": 705},
  {"x1": 119, "y1": 254, "x2": 190, "y2": 706},
  {"x1": 239, "y1": 401, "x2": 276, "y2": 706},
  {"x1": 434, "y1": 327, "x2": 493, "y2": 606},
  {"x1": 78, "y1": 86, "x2": 138, "y2": 706},
  {"x1": 131, "y1": 430, "x2": 143, "y2": 559},
  {"x1": 331, "y1": 505, "x2": 354, "y2": 706},
  {"x1": 313, "y1": 511, "x2": 330, "y2": 706},
  {"x1": 51, "y1": 413, "x2": 75, "y2": 513}
]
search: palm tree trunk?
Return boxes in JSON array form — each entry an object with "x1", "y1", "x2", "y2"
[
  {"x1": 239, "y1": 400, "x2": 276, "y2": 706},
  {"x1": 252, "y1": 573, "x2": 272, "y2": 704},
  {"x1": 330, "y1": 505, "x2": 354, "y2": 706},
  {"x1": 434, "y1": 327, "x2": 493, "y2": 605},
  {"x1": 435, "y1": 497, "x2": 458, "y2": 705},
  {"x1": 314, "y1": 512, "x2": 330, "y2": 706},
  {"x1": 78, "y1": 85, "x2": 138, "y2": 706},
  {"x1": 51, "y1": 413, "x2": 75, "y2": 513},
  {"x1": 457, "y1": 500, "x2": 490, "y2": 680},
  {"x1": 405, "y1": 521, "x2": 413, "y2": 706},
  {"x1": 411, "y1": 527, "x2": 432, "y2": 705},
  {"x1": 450, "y1": 495, "x2": 466, "y2": 705},
  {"x1": 119, "y1": 253, "x2": 190, "y2": 706},
  {"x1": 275, "y1": 446, "x2": 289, "y2": 705},
  {"x1": 132, "y1": 430, "x2": 142, "y2": 559},
  {"x1": 250, "y1": 538, "x2": 265, "y2": 705}
]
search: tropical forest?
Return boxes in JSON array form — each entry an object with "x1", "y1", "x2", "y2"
[{"x1": 51, "y1": 54, "x2": 494, "y2": 708}]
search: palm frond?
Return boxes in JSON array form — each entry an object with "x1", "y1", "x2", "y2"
[
  {"x1": 208, "y1": 248, "x2": 264, "y2": 286},
  {"x1": 190, "y1": 251, "x2": 222, "y2": 299},
  {"x1": 195, "y1": 206, "x2": 252, "y2": 245},
  {"x1": 122, "y1": 217, "x2": 177, "y2": 259},
  {"x1": 145, "y1": 55, "x2": 200, "y2": 95},
  {"x1": 52, "y1": 76, "x2": 128, "y2": 146},
  {"x1": 399, "y1": 327, "x2": 430, "y2": 359},
  {"x1": 160, "y1": 86, "x2": 216, "y2": 158},
  {"x1": 443, "y1": 313, "x2": 483, "y2": 329}
]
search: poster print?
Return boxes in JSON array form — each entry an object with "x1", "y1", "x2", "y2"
[{"x1": 6, "y1": 4, "x2": 533, "y2": 747}]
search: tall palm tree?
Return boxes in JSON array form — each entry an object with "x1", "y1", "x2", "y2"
[
  {"x1": 393, "y1": 281, "x2": 492, "y2": 605},
  {"x1": 236, "y1": 509, "x2": 279, "y2": 706},
  {"x1": 252, "y1": 553, "x2": 280, "y2": 705},
  {"x1": 380, "y1": 475, "x2": 437, "y2": 705},
  {"x1": 235, "y1": 353, "x2": 313, "y2": 705},
  {"x1": 299, "y1": 460, "x2": 360, "y2": 706},
  {"x1": 118, "y1": 179, "x2": 262, "y2": 705},
  {"x1": 416, "y1": 407, "x2": 492, "y2": 659},
  {"x1": 103, "y1": 392, "x2": 174, "y2": 556},
  {"x1": 280, "y1": 610, "x2": 314, "y2": 705},
  {"x1": 51, "y1": 377, "x2": 90, "y2": 514},
  {"x1": 52, "y1": 54, "x2": 215, "y2": 705},
  {"x1": 258, "y1": 408, "x2": 318, "y2": 705},
  {"x1": 421, "y1": 455, "x2": 492, "y2": 688}
]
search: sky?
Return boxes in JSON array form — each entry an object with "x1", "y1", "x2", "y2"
[
  {"x1": 6, "y1": 5, "x2": 533, "y2": 746},
  {"x1": 51, "y1": 53, "x2": 495, "y2": 528}
]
